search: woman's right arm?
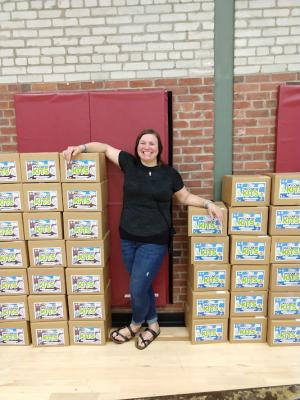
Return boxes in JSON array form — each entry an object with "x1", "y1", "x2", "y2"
[{"x1": 62, "y1": 142, "x2": 121, "y2": 167}]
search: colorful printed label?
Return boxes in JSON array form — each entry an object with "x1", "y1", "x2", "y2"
[
  {"x1": 68, "y1": 219, "x2": 99, "y2": 239},
  {"x1": 275, "y1": 242, "x2": 300, "y2": 261},
  {"x1": 273, "y1": 325, "x2": 300, "y2": 344},
  {"x1": 67, "y1": 190, "x2": 97, "y2": 210},
  {"x1": 196, "y1": 298, "x2": 226, "y2": 317},
  {"x1": 235, "y1": 270, "x2": 265, "y2": 289},
  {"x1": 66, "y1": 160, "x2": 97, "y2": 181},
  {"x1": 235, "y1": 182, "x2": 266, "y2": 202},
  {"x1": 191, "y1": 215, "x2": 221, "y2": 235},
  {"x1": 28, "y1": 190, "x2": 58, "y2": 211},
  {"x1": 71, "y1": 275, "x2": 101, "y2": 293},
  {"x1": 195, "y1": 323, "x2": 224, "y2": 342},
  {"x1": 193, "y1": 243, "x2": 224, "y2": 262},
  {"x1": 0, "y1": 248, "x2": 23, "y2": 267},
  {"x1": 234, "y1": 295, "x2": 264, "y2": 314},
  {"x1": 28, "y1": 218, "x2": 59, "y2": 239},
  {"x1": 233, "y1": 322, "x2": 263, "y2": 340},
  {"x1": 197, "y1": 270, "x2": 226, "y2": 289},
  {"x1": 33, "y1": 247, "x2": 63, "y2": 266},
  {"x1": 231, "y1": 212, "x2": 263, "y2": 232},
  {"x1": 73, "y1": 301, "x2": 102, "y2": 319},
  {"x1": 32, "y1": 275, "x2": 62, "y2": 294},
  {"x1": 275, "y1": 209, "x2": 300, "y2": 230},
  {"x1": 0, "y1": 302, "x2": 26, "y2": 320},
  {"x1": 276, "y1": 267, "x2": 300, "y2": 287},
  {"x1": 235, "y1": 241, "x2": 266, "y2": 261},
  {"x1": 0, "y1": 221, "x2": 20, "y2": 240},
  {"x1": 279, "y1": 178, "x2": 300, "y2": 200},
  {"x1": 36, "y1": 328, "x2": 65, "y2": 346},
  {"x1": 33, "y1": 301, "x2": 64, "y2": 320},
  {"x1": 71, "y1": 247, "x2": 101, "y2": 266},
  {"x1": 273, "y1": 296, "x2": 300, "y2": 316},
  {"x1": 26, "y1": 160, "x2": 57, "y2": 181},
  {"x1": 0, "y1": 161, "x2": 17, "y2": 182},
  {"x1": 73, "y1": 326, "x2": 101, "y2": 344},
  {"x1": 0, "y1": 276, "x2": 25, "y2": 294},
  {"x1": 0, "y1": 327, "x2": 25, "y2": 345},
  {"x1": 0, "y1": 191, "x2": 21, "y2": 211}
]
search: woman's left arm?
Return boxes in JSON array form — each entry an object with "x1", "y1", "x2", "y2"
[{"x1": 174, "y1": 186, "x2": 223, "y2": 223}]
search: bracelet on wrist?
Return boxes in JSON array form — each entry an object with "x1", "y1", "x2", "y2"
[
  {"x1": 82, "y1": 144, "x2": 87, "y2": 153},
  {"x1": 204, "y1": 199, "x2": 213, "y2": 209}
]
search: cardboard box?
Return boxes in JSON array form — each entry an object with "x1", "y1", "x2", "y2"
[
  {"x1": 28, "y1": 295, "x2": 68, "y2": 322},
  {"x1": 231, "y1": 264, "x2": 269, "y2": 291},
  {"x1": 228, "y1": 206, "x2": 268, "y2": 235},
  {"x1": 20, "y1": 153, "x2": 60, "y2": 182},
  {"x1": 23, "y1": 212, "x2": 63, "y2": 240},
  {"x1": 0, "y1": 321, "x2": 31, "y2": 345},
  {"x1": 268, "y1": 173, "x2": 300, "y2": 205},
  {"x1": 230, "y1": 291, "x2": 268, "y2": 317},
  {"x1": 63, "y1": 211, "x2": 108, "y2": 240},
  {"x1": 0, "y1": 213, "x2": 24, "y2": 241},
  {"x1": 188, "y1": 263, "x2": 231, "y2": 292},
  {"x1": 268, "y1": 292, "x2": 300, "y2": 319},
  {"x1": 0, "y1": 184, "x2": 23, "y2": 212},
  {"x1": 62, "y1": 181, "x2": 107, "y2": 212},
  {"x1": 0, "y1": 269, "x2": 28, "y2": 296},
  {"x1": 69, "y1": 320, "x2": 110, "y2": 345},
  {"x1": 230, "y1": 235, "x2": 271, "y2": 265},
  {"x1": 23, "y1": 183, "x2": 63, "y2": 212},
  {"x1": 269, "y1": 264, "x2": 300, "y2": 292},
  {"x1": 27, "y1": 267, "x2": 66, "y2": 295},
  {"x1": 65, "y1": 265, "x2": 109, "y2": 295},
  {"x1": 187, "y1": 287, "x2": 230, "y2": 319},
  {"x1": 0, "y1": 295, "x2": 29, "y2": 321},
  {"x1": 27, "y1": 240, "x2": 66, "y2": 267},
  {"x1": 60, "y1": 153, "x2": 107, "y2": 183},
  {"x1": 229, "y1": 317, "x2": 267, "y2": 343},
  {"x1": 270, "y1": 236, "x2": 300, "y2": 263},
  {"x1": 267, "y1": 319, "x2": 300, "y2": 346},
  {"x1": 268, "y1": 206, "x2": 300, "y2": 236},
  {"x1": 222, "y1": 175, "x2": 271, "y2": 206},
  {"x1": 0, "y1": 241, "x2": 28, "y2": 268},
  {"x1": 187, "y1": 202, "x2": 227, "y2": 236},
  {"x1": 31, "y1": 321, "x2": 69, "y2": 346},
  {"x1": 0, "y1": 153, "x2": 21, "y2": 183},
  {"x1": 66, "y1": 232, "x2": 110, "y2": 268},
  {"x1": 190, "y1": 236, "x2": 229, "y2": 264}
]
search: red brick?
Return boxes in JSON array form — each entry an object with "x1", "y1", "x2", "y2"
[
  {"x1": 103, "y1": 81, "x2": 129, "y2": 88},
  {"x1": 31, "y1": 83, "x2": 57, "y2": 91},
  {"x1": 129, "y1": 80, "x2": 154, "y2": 88}
]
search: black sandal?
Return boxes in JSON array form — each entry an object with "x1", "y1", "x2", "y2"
[
  {"x1": 135, "y1": 327, "x2": 160, "y2": 350},
  {"x1": 110, "y1": 325, "x2": 137, "y2": 344}
]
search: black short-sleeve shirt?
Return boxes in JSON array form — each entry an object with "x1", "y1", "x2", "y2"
[{"x1": 118, "y1": 151, "x2": 184, "y2": 244}]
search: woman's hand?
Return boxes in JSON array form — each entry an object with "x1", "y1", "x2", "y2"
[
  {"x1": 207, "y1": 202, "x2": 223, "y2": 224},
  {"x1": 62, "y1": 145, "x2": 84, "y2": 162}
]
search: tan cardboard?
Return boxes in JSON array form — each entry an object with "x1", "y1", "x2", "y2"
[
  {"x1": 222, "y1": 175, "x2": 271, "y2": 206},
  {"x1": 31, "y1": 321, "x2": 69, "y2": 346},
  {"x1": 62, "y1": 181, "x2": 107, "y2": 212},
  {"x1": 20, "y1": 152, "x2": 61, "y2": 182},
  {"x1": 268, "y1": 173, "x2": 300, "y2": 205},
  {"x1": 231, "y1": 265, "x2": 269, "y2": 291},
  {"x1": 268, "y1": 292, "x2": 300, "y2": 319},
  {"x1": 269, "y1": 206, "x2": 300, "y2": 236},
  {"x1": 0, "y1": 269, "x2": 28, "y2": 296},
  {"x1": 229, "y1": 317, "x2": 267, "y2": 343},
  {"x1": 269, "y1": 264, "x2": 300, "y2": 292},
  {"x1": 0, "y1": 295, "x2": 29, "y2": 321},
  {"x1": 23, "y1": 183, "x2": 63, "y2": 212},
  {"x1": 0, "y1": 213, "x2": 24, "y2": 241},
  {"x1": 267, "y1": 319, "x2": 300, "y2": 346},
  {"x1": 23, "y1": 212, "x2": 63, "y2": 240},
  {"x1": 190, "y1": 236, "x2": 229, "y2": 264},
  {"x1": 270, "y1": 236, "x2": 300, "y2": 263},
  {"x1": 27, "y1": 267, "x2": 66, "y2": 295},
  {"x1": 63, "y1": 211, "x2": 108, "y2": 240},
  {"x1": 228, "y1": 206, "x2": 268, "y2": 235},
  {"x1": 0, "y1": 153, "x2": 21, "y2": 183},
  {"x1": 65, "y1": 264, "x2": 109, "y2": 295},
  {"x1": 230, "y1": 235, "x2": 271, "y2": 265},
  {"x1": 230, "y1": 290, "x2": 268, "y2": 317},
  {"x1": 28, "y1": 295, "x2": 68, "y2": 322},
  {"x1": 187, "y1": 287, "x2": 229, "y2": 319},
  {"x1": 28, "y1": 240, "x2": 66, "y2": 267},
  {"x1": 187, "y1": 202, "x2": 227, "y2": 236},
  {"x1": 69, "y1": 320, "x2": 110, "y2": 345},
  {"x1": 0, "y1": 241, "x2": 28, "y2": 268},
  {"x1": 0, "y1": 321, "x2": 31, "y2": 345},
  {"x1": 60, "y1": 153, "x2": 107, "y2": 183},
  {"x1": 0, "y1": 184, "x2": 23, "y2": 212},
  {"x1": 188, "y1": 263, "x2": 231, "y2": 292},
  {"x1": 66, "y1": 232, "x2": 110, "y2": 268}
]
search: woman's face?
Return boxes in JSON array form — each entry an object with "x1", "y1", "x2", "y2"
[{"x1": 137, "y1": 134, "x2": 159, "y2": 166}]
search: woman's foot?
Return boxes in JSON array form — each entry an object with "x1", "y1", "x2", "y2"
[
  {"x1": 110, "y1": 324, "x2": 141, "y2": 344},
  {"x1": 136, "y1": 322, "x2": 160, "y2": 350}
]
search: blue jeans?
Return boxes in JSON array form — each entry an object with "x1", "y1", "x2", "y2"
[{"x1": 121, "y1": 239, "x2": 168, "y2": 326}]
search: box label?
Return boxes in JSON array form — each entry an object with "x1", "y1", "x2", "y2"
[
  {"x1": 34, "y1": 301, "x2": 64, "y2": 320},
  {"x1": 279, "y1": 178, "x2": 300, "y2": 200},
  {"x1": 234, "y1": 295, "x2": 264, "y2": 313},
  {"x1": 68, "y1": 219, "x2": 99, "y2": 239},
  {"x1": 33, "y1": 247, "x2": 63, "y2": 266},
  {"x1": 0, "y1": 327, "x2": 25, "y2": 345},
  {"x1": 0, "y1": 276, "x2": 25, "y2": 294},
  {"x1": 0, "y1": 248, "x2": 23, "y2": 267},
  {"x1": 194, "y1": 243, "x2": 224, "y2": 262},
  {"x1": 233, "y1": 322, "x2": 262, "y2": 340},
  {"x1": 0, "y1": 221, "x2": 20, "y2": 241},
  {"x1": 235, "y1": 182, "x2": 266, "y2": 202},
  {"x1": 197, "y1": 270, "x2": 226, "y2": 289},
  {"x1": 28, "y1": 218, "x2": 59, "y2": 239},
  {"x1": 67, "y1": 190, "x2": 97, "y2": 210},
  {"x1": 195, "y1": 323, "x2": 224, "y2": 342},
  {"x1": 192, "y1": 215, "x2": 221, "y2": 235},
  {"x1": 0, "y1": 302, "x2": 26, "y2": 320},
  {"x1": 26, "y1": 160, "x2": 57, "y2": 181},
  {"x1": 231, "y1": 211, "x2": 263, "y2": 232},
  {"x1": 273, "y1": 325, "x2": 300, "y2": 344},
  {"x1": 36, "y1": 328, "x2": 65, "y2": 346},
  {"x1": 235, "y1": 270, "x2": 265, "y2": 289},
  {"x1": 275, "y1": 210, "x2": 300, "y2": 230},
  {"x1": 0, "y1": 191, "x2": 21, "y2": 211},
  {"x1": 235, "y1": 241, "x2": 266, "y2": 261},
  {"x1": 71, "y1": 275, "x2": 100, "y2": 293},
  {"x1": 71, "y1": 247, "x2": 101, "y2": 266},
  {"x1": 66, "y1": 159, "x2": 97, "y2": 181},
  {"x1": 196, "y1": 298, "x2": 226, "y2": 317},
  {"x1": 275, "y1": 242, "x2": 300, "y2": 261},
  {"x1": 0, "y1": 161, "x2": 17, "y2": 182},
  {"x1": 32, "y1": 275, "x2": 62, "y2": 294},
  {"x1": 28, "y1": 190, "x2": 58, "y2": 211},
  {"x1": 276, "y1": 267, "x2": 300, "y2": 287},
  {"x1": 73, "y1": 326, "x2": 101, "y2": 344},
  {"x1": 273, "y1": 296, "x2": 300, "y2": 316},
  {"x1": 73, "y1": 301, "x2": 102, "y2": 319}
]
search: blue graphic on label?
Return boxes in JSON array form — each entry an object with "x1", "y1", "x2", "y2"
[
  {"x1": 71, "y1": 275, "x2": 100, "y2": 293},
  {"x1": 235, "y1": 182, "x2": 266, "y2": 202},
  {"x1": 279, "y1": 178, "x2": 300, "y2": 200},
  {"x1": 74, "y1": 326, "x2": 101, "y2": 344},
  {"x1": 0, "y1": 191, "x2": 21, "y2": 211},
  {"x1": 33, "y1": 247, "x2": 62, "y2": 266},
  {"x1": 0, "y1": 276, "x2": 25, "y2": 294},
  {"x1": 195, "y1": 323, "x2": 223, "y2": 342},
  {"x1": 273, "y1": 296, "x2": 300, "y2": 316},
  {"x1": 73, "y1": 301, "x2": 102, "y2": 319},
  {"x1": 276, "y1": 267, "x2": 300, "y2": 287},
  {"x1": 0, "y1": 161, "x2": 17, "y2": 182},
  {"x1": 197, "y1": 270, "x2": 226, "y2": 289},
  {"x1": 194, "y1": 243, "x2": 224, "y2": 262},
  {"x1": 66, "y1": 159, "x2": 96, "y2": 181},
  {"x1": 231, "y1": 212, "x2": 262, "y2": 232},
  {"x1": 274, "y1": 326, "x2": 300, "y2": 344},
  {"x1": 67, "y1": 190, "x2": 97, "y2": 210},
  {"x1": 0, "y1": 327, "x2": 25, "y2": 344},
  {"x1": 235, "y1": 241, "x2": 266, "y2": 260},
  {"x1": 0, "y1": 302, "x2": 25, "y2": 320},
  {"x1": 234, "y1": 295, "x2": 263, "y2": 313},
  {"x1": 26, "y1": 160, "x2": 57, "y2": 181},
  {"x1": 275, "y1": 210, "x2": 300, "y2": 230},
  {"x1": 235, "y1": 270, "x2": 265, "y2": 288},
  {"x1": 192, "y1": 215, "x2": 221, "y2": 235},
  {"x1": 29, "y1": 219, "x2": 58, "y2": 238},
  {"x1": 28, "y1": 190, "x2": 58, "y2": 211},
  {"x1": 233, "y1": 323, "x2": 262, "y2": 340},
  {"x1": 36, "y1": 328, "x2": 65, "y2": 346},
  {"x1": 72, "y1": 247, "x2": 101, "y2": 265},
  {"x1": 0, "y1": 248, "x2": 22, "y2": 267},
  {"x1": 196, "y1": 298, "x2": 225, "y2": 317},
  {"x1": 0, "y1": 221, "x2": 20, "y2": 240},
  {"x1": 32, "y1": 275, "x2": 62, "y2": 293},
  {"x1": 275, "y1": 242, "x2": 300, "y2": 261},
  {"x1": 69, "y1": 219, "x2": 98, "y2": 239},
  {"x1": 34, "y1": 301, "x2": 64, "y2": 320}
]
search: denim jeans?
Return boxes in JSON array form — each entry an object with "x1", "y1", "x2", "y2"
[{"x1": 121, "y1": 239, "x2": 168, "y2": 326}]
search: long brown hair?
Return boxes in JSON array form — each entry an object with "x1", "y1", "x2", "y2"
[{"x1": 134, "y1": 129, "x2": 164, "y2": 165}]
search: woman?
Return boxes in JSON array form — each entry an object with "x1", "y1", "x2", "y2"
[{"x1": 63, "y1": 129, "x2": 223, "y2": 350}]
